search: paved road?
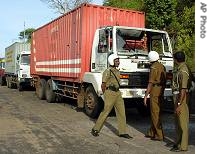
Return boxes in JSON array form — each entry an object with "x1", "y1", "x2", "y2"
[{"x1": 0, "y1": 86, "x2": 195, "y2": 154}]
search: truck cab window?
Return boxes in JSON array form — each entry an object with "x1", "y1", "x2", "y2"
[
  {"x1": 116, "y1": 28, "x2": 148, "y2": 54},
  {"x1": 98, "y1": 30, "x2": 108, "y2": 53},
  {"x1": 150, "y1": 33, "x2": 170, "y2": 54},
  {"x1": 21, "y1": 54, "x2": 30, "y2": 65}
]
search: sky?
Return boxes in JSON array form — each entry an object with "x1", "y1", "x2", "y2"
[{"x1": 0, "y1": 0, "x2": 103, "y2": 58}]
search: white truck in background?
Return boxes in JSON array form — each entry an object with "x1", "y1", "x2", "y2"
[{"x1": 5, "y1": 42, "x2": 31, "y2": 91}]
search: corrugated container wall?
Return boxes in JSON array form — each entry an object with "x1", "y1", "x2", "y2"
[
  {"x1": 31, "y1": 3, "x2": 145, "y2": 82},
  {"x1": 5, "y1": 42, "x2": 31, "y2": 74}
]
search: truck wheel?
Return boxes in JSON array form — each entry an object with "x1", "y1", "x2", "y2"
[
  {"x1": 0, "y1": 77, "x2": 2, "y2": 86},
  {"x1": 6, "y1": 77, "x2": 11, "y2": 88},
  {"x1": 84, "y1": 86, "x2": 102, "y2": 118},
  {"x1": 1, "y1": 77, "x2": 6, "y2": 86},
  {"x1": 18, "y1": 83, "x2": 24, "y2": 91},
  {"x1": 37, "y1": 79, "x2": 46, "y2": 100},
  {"x1": 45, "y1": 79, "x2": 56, "y2": 103}
]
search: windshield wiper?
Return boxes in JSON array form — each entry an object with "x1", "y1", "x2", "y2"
[{"x1": 127, "y1": 53, "x2": 148, "y2": 58}]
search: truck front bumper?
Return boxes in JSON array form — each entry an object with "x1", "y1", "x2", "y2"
[{"x1": 120, "y1": 88, "x2": 172, "y2": 98}]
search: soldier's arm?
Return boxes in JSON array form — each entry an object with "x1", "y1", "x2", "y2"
[
  {"x1": 178, "y1": 71, "x2": 189, "y2": 105},
  {"x1": 101, "y1": 69, "x2": 110, "y2": 93},
  {"x1": 144, "y1": 67, "x2": 156, "y2": 106},
  {"x1": 145, "y1": 82, "x2": 153, "y2": 98},
  {"x1": 101, "y1": 82, "x2": 106, "y2": 93}
]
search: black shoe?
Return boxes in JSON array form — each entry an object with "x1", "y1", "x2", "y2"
[
  {"x1": 119, "y1": 134, "x2": 133, "y2": 139},
  {"x1": 170, "y1": 146, "x2": 188, "y2": 152},
  {"x1": 91, "y1": 129, "x2": 99, "y2": 137},
  {"x1": 75, "y1": 107, "x2": 84, "y2": 112},
  {"x1": 165, "y1": 142, "x2": 175, "y2": 147},
  {"x1": 170, "y1": 146, "x2": 179, "y2": 152},
  {"x1": 172, "y1": 144, "x2": 178, "y2": 149}
]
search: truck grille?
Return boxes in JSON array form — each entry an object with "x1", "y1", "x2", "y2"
[{"x1": 121, "y1": 72, "x2": 149, "y2": 88}]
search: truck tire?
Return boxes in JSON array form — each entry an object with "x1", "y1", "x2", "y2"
[
  {"x1": 6, "y1": 77, "x2": 12, "y2": 88},
  {"x1": 0, "y1": 77, "x2": 2, "y2": 86},
  {"x1": 0, "y1": 76, "x2": 6, "y2": 86},
  {"x1": 84, "y1": 85, "x2": 102, "y2": 118},
  {"x1": 18, "y1": 83, "x2": 24, "y2": 91},
  {"x1": 45, "y1": 79, "x2": 56, "y2": 103},
  {"x1": 37, "y1": 79, "x2": 46, "y2": 100}
]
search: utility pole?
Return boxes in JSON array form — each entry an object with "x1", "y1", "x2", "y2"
[{"x1": 23, "y1": 21, "x2": 26, "y2": 43}]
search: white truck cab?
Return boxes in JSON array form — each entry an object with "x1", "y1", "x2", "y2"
[
  {"x1": 16, "y1": 50, "x2": 31, "y2": 87},
  {"x1": 83, "y1": 26, "x2": 173, "y2": 117}
]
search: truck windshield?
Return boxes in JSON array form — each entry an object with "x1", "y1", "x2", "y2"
[
  {"x1": 21, "y1": 54, "x2": 30, "y2": 65},
  {"x1": 116, "y1": 28, "x2": 170, "y2": 56}
]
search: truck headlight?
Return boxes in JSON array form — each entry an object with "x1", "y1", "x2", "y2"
[
  {"x1": 20, "y1": 78, "x2": 25, "y2": 82},
  {"x1": 120, "y1": 79, "x2": 129, "y2": 86},
  {"x1": 22, "y1": 74, "x2": 27, "y2": 78}
]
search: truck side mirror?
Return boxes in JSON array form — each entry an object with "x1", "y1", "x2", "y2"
[{"x1": 17, "y1": 55, "x2": 20, "y2": 61}]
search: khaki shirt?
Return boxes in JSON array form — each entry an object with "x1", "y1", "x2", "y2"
[
  {"x1": 102, "y1": 67, "x2": 120, "y2": 89},
  {"x1": 173, "y1": 62, "x2": 189, "y2": 91},
  {"x1": 149, "y1": 62, "x2": 166, "y2": 96}
]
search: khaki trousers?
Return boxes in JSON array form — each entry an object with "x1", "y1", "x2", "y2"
[
  {"x1": 173, "y1": 93, "x2": 189, "y2": 150},
  {"x1": 147, "y1": 96, "x2": 164, "y2": 139},
  {"x1": 93, "y1": 90, "x2": 126, "y2": 135}
]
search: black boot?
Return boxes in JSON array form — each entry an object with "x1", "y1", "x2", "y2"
[
  {"x1": 91, "y1": 129, "x2": 99, "y2": 137},
  {"x1": 119, "y1": 134, "x2": 133, "y2": 139}
]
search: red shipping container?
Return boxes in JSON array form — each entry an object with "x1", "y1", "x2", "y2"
[{"x1": 31, "y1": 3, "x2": 145, "y2": 82}]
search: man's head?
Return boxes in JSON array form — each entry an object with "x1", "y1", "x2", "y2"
[
  {"x1": 108, "y1": 54, "x2": 120, "y2": 67},
  {"x1": 173, "y1": 51, "x2": 185, "y2": 63},
  {"x1": 148, "y1": 51, "x2": 159, "y2": 62}
]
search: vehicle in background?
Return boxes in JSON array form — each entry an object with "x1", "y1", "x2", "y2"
[
  {"x1": 31, "y1": 3, "x2": 173, "y2": 118},
  {"x1": 5, "y1": 42, "x2": 32, "y2": 91},
  {"x1": 0, "y1": 58, "x2": 6, "y2": 86}
]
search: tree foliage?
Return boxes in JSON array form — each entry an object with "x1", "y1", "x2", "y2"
[
  {"x1": 19, "y1": 28, "x2": 35, "y2": 43},
  {"x1": 41, "y1": 0, "x2": 92, "y2": 14},
  {"x1": 103, "y1": 0, "x2": 144, "y2": 11},
  {"x1": 143, "y1": 0, "x2": 177, "y2": 30},
  {"x1": 175, "y1": 5, "x2": 195, "y2": 71}
]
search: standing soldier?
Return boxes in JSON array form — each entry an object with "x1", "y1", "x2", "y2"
[
  {"x1": 91, "y1": 54, "x2": 132, "y2": 139},
  {"x1": 144, "y1": 51, "x2": 166, "y2": 141},
  {"x1": 170, "y1": 51, "x2": 190, "y2": 152}
]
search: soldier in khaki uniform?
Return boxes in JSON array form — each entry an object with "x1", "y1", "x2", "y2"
[
  {"x1": 170, "y1": 51, "x2": 190, "y2": 152},
  {"x1": 144, "y1": 51, "x2": 166, "y2": 141},
  {"x1": 91, "y1": 54, "x2": 132, "y2": 139}
]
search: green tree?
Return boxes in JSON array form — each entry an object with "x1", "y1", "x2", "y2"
[
  {"x1": 19, "y1": 28, "x2": 35, "y2": 43},
  {"x1": 103, "y1": 0, "x2": 144, "y2": 11},
  {"x1": 175, "y1": 5, "x2": 195, "y2": 71},
  {"x1": 143, "y1": 0, "x2": 177, "y2": 30}
]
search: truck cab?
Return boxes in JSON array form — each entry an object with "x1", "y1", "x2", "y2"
[
  {"x1": 16, "y1": 51, "x2": 32, "y2": 90},
  {"x1": 83, "y1": 26, "x2": 173, "y2": 117}
]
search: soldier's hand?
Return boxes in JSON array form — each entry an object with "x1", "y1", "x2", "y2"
[
  {"x1": 144, "y1": 96, "x2": 147, "y2": 106},
  {"x1": 175, "y1": 106, "x2": 181, "y2": 115},
  {"x1": 101, "y1": 83, "x2": 106, "y2": 93}
]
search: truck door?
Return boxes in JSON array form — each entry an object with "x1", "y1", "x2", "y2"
[{"x1": 94, "y1": 29, "x2": 110, "y2": 72}]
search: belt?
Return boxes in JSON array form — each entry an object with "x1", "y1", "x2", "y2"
[
  {"x1": 152, "y1": 83, "x2": 162, "y2": 87},
  {"x1": 106, "y1": 86, "x2": 119, "y2": 92}
]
